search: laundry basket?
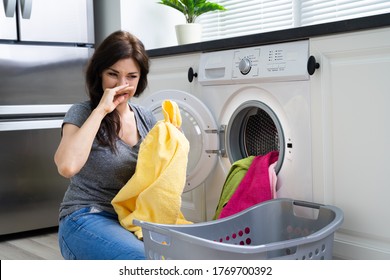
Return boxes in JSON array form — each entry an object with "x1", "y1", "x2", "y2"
[{"x1": 134, "y1": 198, "x2": 343, "y2": 260}]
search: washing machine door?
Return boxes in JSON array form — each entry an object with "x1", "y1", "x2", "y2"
[
  {"x1": 139, "y1": 90, "x2": 219, "y2": 192},
  {"x1": 226, "y1": 100, "x2": 285, "y2": 175}
]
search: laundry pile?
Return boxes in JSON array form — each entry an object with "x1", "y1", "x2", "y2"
[
  {"x1": 214, "y1": 151, "x2": 279, "y2": 219},
  {"x1": 112, "y1": 100, "x2": 192, "y2": 239}
]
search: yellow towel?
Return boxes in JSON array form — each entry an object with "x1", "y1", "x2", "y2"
[{"x1": 112, "y1": 100, "x2": 192, "y2": 239}]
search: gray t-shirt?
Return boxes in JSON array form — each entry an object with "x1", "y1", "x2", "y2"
[{"x1": 59, "y1": 101, "x2": 157, "y2": 219}]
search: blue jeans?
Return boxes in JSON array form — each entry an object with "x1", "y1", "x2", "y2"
[{"x1": 58, "y1": 207, "x2": 146, "y2": 260}]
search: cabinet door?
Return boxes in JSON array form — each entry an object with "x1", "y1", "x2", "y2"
[
  {"x1": 18, "y1": 0, "x2": 94, "y2": 44},
  {"x1": 144, "y1": 53, "x2": 201, "y2": 96},
  {"x1": 310, "y1": 27, "x2": 390, "y2": 259}
]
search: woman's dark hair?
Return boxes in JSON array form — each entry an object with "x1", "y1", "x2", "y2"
[{"x1": 85, "y1": 30, "x2": 150, "y2": 152}]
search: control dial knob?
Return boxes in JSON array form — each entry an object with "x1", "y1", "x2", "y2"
[{"x1": 239, "y1": 57, "x2": 252, "y2": 75}]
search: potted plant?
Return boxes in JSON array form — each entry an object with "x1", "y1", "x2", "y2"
[{"x1": 158, "y1": 0, "x2": 226, "y2": 45}]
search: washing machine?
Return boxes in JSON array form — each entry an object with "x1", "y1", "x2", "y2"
[{"x1": 136, "y1": 40, "x2": 313, "y2": 221}]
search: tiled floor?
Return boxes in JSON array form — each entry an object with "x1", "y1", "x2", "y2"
[{"x1": 0, "y1": 227, "x2": 62, "y2": 260}]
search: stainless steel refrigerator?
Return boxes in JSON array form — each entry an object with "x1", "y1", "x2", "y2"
[{"x1": 0, "y1": 0, "x2": 94, "y2": 235}]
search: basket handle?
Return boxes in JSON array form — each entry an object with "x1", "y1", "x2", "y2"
[
  {"x1": 293, "y1": 200, "x2": 323, "y2": 209},
  {"x1": 290, "y1": 199, "x2": 325, "y2": 220},
  {"x1": 291, "y1": 199, "x2": 344, "y2": 239},
  {"x1": 134, "y1": 219, "x2": 172, "y2": 245}
]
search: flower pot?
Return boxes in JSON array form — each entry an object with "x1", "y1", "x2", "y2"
[{"x1": 175, "y1": 23, "x2": 202, "y2": 45}]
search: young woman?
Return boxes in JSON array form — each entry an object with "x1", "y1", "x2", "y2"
[{"x1": 54, "y1": 31, "x2": 156, "y2": 260}]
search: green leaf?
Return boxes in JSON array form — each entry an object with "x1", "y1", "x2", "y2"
[{"x1": 157, "y1": 0, "x2": 226, "y2": 23}]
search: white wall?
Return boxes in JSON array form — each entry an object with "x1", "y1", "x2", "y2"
[
  {"x1": 120, "y1": 0, "x2": 184, "y2": 49},
  {"x1": 94, "y1": 0, "x2": 184, "y2": 49}
]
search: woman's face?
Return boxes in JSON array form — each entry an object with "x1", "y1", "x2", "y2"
[{"x1": 101, "y1": 57, "x2": 140, "y2": 100}]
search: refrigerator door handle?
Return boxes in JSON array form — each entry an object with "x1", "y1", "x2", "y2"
[
  {"x1": 20, "y1": 0, "x2": 32, "y2": 19},
  {"x1": 0, "y1": 104, "x2": 72, "y2": 116},
  {"x1": 3, "y1": 0, "x2": 17, "y2": 17},
  {"x1": 0, "y1": 119, "x2": 63, "y2": 131}
]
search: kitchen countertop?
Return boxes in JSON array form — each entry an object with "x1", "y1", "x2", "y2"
[{"x1": 147, "y1": 13, "x2": 390, "y2": 57}]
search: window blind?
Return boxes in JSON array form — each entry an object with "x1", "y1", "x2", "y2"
[
  {"x1": 301, "y1": 0, "x2": 390, "y2": 25},
  {"x1": 199, "y1": 0, "x2": 390, "y2": 41},
  {"x1": 200, "y1": 0, "x2": 293, "y2": 41}
]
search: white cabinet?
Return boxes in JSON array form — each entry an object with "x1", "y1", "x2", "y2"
[
  {"x1": 144, "y1": 54, "x2": 202, "y2": 97},
  {"x1": 310, "y1": 27, "x2": 390, "y2": 259},
  {"x1": 135, "y1": 53, "x2": 207, "y2": 223}
]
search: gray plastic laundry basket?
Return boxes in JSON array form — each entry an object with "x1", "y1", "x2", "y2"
[{"x1": 134, "y1": 198, "x2": 344, "y2": 260}]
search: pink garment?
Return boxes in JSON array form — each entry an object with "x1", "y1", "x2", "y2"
[
  {"x1": 269, "y1": 161, "x2": 278, "y2": 198},
  {"x1": 219, "y1": 151, "x2": 279, "y2": 219}
]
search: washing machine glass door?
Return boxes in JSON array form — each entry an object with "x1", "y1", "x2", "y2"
[
  {"x1": 139, "y1": 90, "x2": 219, "y2": 192},
  {"x1": 226, "y1": 100, "x2": 284, "y2": 174}
]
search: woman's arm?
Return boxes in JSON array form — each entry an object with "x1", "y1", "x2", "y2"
[
  {"x1": 54, "y1": 106, "x2": 106, "y2": 178},
  {"x1": 54, "y1": 84, "x2": 133, "y2": 178}
]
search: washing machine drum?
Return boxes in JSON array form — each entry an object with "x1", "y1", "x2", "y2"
[{"x1": 226, "y1": 100, "x2": 284, "y2": 173}]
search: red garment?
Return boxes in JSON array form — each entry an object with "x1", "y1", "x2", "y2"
[{"x1": 219, "y1": 151, "x2": 279, "y2": 219}]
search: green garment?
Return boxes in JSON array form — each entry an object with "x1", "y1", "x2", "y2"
[{"x1": 213, "y1": 156, "x2": 255, "y2": 219}]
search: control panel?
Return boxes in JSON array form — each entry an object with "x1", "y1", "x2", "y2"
[
  {"x1": 232, "y1": 40, "x2": 309, "y2": 81},
  {"x1": 233, "y1": 48, "x2": 260, "y2": 77},
  {"x1": 199, "y1": 40, "x2": 309, "y2": 85}
]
